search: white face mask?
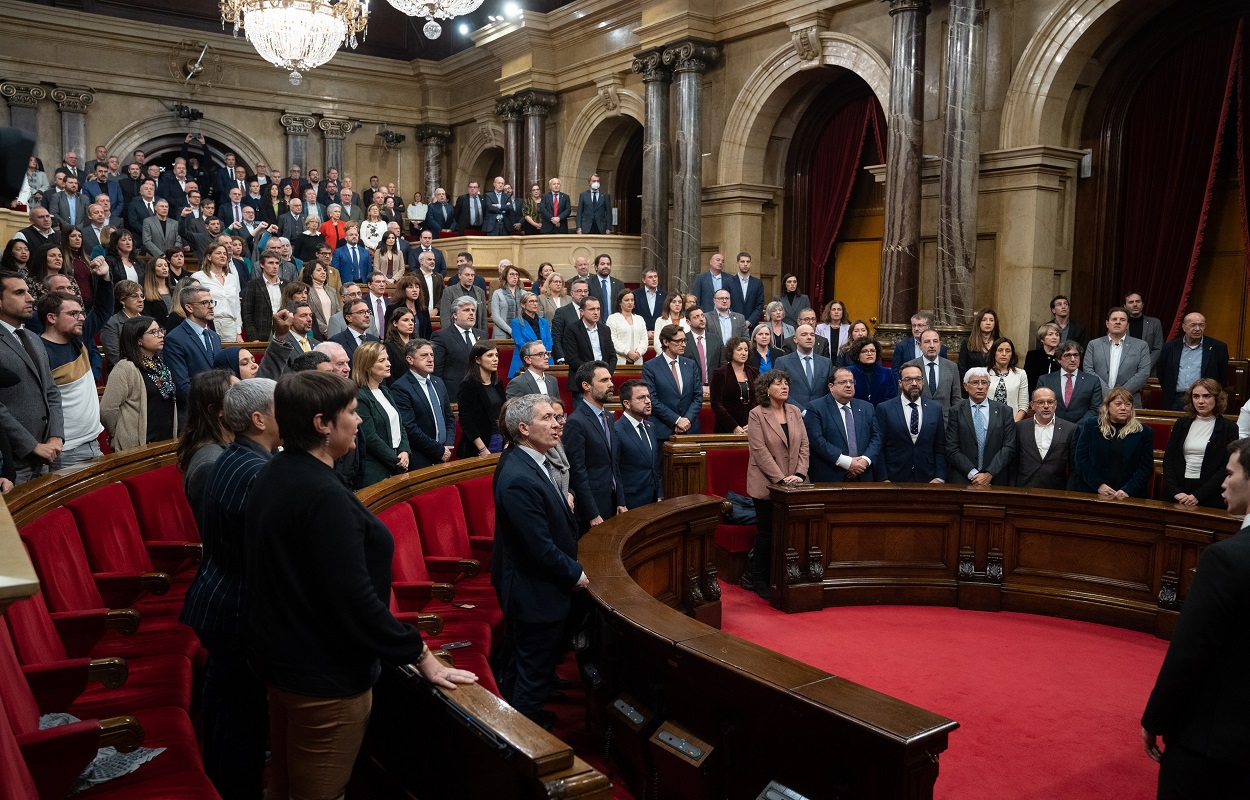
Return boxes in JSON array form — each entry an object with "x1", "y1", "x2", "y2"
[{"x1": 590, "y1": 181, "x2": 600, "y2": 191}]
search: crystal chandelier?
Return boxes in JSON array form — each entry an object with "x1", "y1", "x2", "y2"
[
  {"x1": 221, "y1": 0, "x2": 369, "y2": 86},
  {"x1": 385, "y1": 0, "x2": 483, "y2": 40}
]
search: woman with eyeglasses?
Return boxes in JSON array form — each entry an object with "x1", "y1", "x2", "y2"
[
  {"x1": 100, "y1": 279, "x2": 144, "y2": 368},
  {"x1": 847, "y1": 336, "x2": 898, "y2": 406},
  {"x1": 101, "y1": 315, "x2": 178, "y2": 450}
]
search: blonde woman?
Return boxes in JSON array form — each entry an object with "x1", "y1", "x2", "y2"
[
  {"x1": 193, "y1": 242, "x2": 244, "y2": 342},
  {"x1": 1070, "y1": 386, "x2": 1154, "y2": 499},
  {"x1": 538, "y1": 273, "x2": 570, "y2": 321},
  {"x1": 359, "y1": 204, "x2": 387, "y2": 250}
]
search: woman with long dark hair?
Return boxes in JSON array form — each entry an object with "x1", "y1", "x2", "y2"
[
  {"x1": 177, "y1": 369, "x2": 235, "y2": 520},
  {"x1": 710, "y1": 336, "x2": 758, "y2": 434},
  {"x1": 141, "y1": 254, "x2": 178, "y2": 332},
  {"x1": 957, "y1": 308, "x2": 1000, "y2": 378},
  {"x1": 101, "y1": 315, "x2": 178, "y2": 450},
  {"x1": 456, "y1": 340, "x2": 507, "y2": 459},
  {"x1": 383, "y1": 307, "x2": 417, "y2": 386},
  {"x1": 388, "y1": 274, "x2": 432, "y2": 340}
]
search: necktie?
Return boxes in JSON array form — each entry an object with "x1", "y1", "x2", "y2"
[
  {"x1": 601, "y1": 278, "x2": 610, "y2": 311},
  {"x1": 423, "y1": 379, "x2": 444, "y2": 441},
  {"x1": 973, "y1": 405, "x2": 987, "y2": 471},
  {"x1": 909, "y1": 402, "x2": 919, "y2": 436},
  {"x1": 146, "y1": 201, "x2": 153, "y2": 214},
  {"x1": 637, "y1": 421, "x2": 650, "y2": 450},
  {"x1": 696, "y1": 335, "x2": 707, "y2": 384},
  {"x1": 234, "y1": 204, "x2": 241, "y2": 223},
  {"x1": 553, "y1": 194, "x2": 559, "y2": 216},
  {"x1": 544, "y1": 459, "x2": 561, "y2": 491},
  {"x1": 670, "y1": 359, "x2": 682, "y2": 394},
  {"x1": 803, "y1": 355, "x2": 813, "y2": 389},
  {"x1": 202, "y1": 328, "x2": 214, "y2": 357},
  {"x1": 600, "y1": 408, "x2": 612, "y2": 445},
  {"x1": 376, "y1": 298, "x2": 386, "y2": 336},
  {"x1": 463, "y1": 328, "x2": 473, "y2": 348},
  {"x1": 298, "y1": 335, "x2": 310, "y2": 353},
  {"x1": 928, "y1": 361, "x2": 937, "y2": 397},
  {"x1": 1064, "y1": 372, "x2": 1074, "y2": 406},
  {"x1": 16, "y1": 329, "x2": 41, "y2": 369},
  {"x1": 842, "y1": 405, "x2": 858, "y2": 457},
  {"x1": 471, "y1": 197, "x2": 480, "y2": 225}
]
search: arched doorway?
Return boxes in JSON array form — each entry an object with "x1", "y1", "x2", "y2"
[
  {"x1": 565, "y1": 115, "x2": 644, "y2": 235},
  {"x1": 462, "y1": 146, "x2": 504, "y2": 191}
]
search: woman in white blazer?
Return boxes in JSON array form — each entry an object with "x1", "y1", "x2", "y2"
[{"x1": 987, "y1": 337, "x2": 1030, "y2": 420}]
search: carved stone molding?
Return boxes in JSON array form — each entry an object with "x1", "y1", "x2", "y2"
[
  {"x1": 50, "y1": 87, "x2": 94, "y2": 113},
  {"x1": 630, "y1": 49, "x2": 671, "y2": 83},
  {"x1": 415, "y1": 124, "x2": 452, "y2": 145},
  {"x1": 0, "y1": 83, "x2": 47, "y2": 109},
  {"x1": 661, "y1": 39, "x2": 720, "y2": 75},
  {"x1": 882, "y1": 0, "x2": 932, "y2": 14},
  {"x1": 318, "y1": 117, "x2": 354, "y2": 140},
  {"x1": 279, "y1": 113, "x2": 316, "y2": 136},
  {"x1": 595, "y1": 75, "x2": 624, "y2": 112},
  {"x1": 494, "y1": 97, "x2": 522, "y2": 121},
  {"x1": 791, "y1": 27, "x2": 822, "y2": 66},
  {"x1": 516, "y1": 90, "x2": 557, "y2": 118}
]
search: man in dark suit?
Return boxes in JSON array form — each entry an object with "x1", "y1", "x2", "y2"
[
  {"x1": 564, "y1": 363, "x2": 622, "y2": 532},
  {"x1": 539, "y1": 177, "x2": 572, "y2": 233},
  {"x1": 561, "y1": 296, "x2": 616, "y2": 387},
  {"x1": 642, "y1": 324, "x2": 702, "y2": 442},
  {"x1": 684, "y1": 307, "x2": 723, "y2": 393},
  {"x1": 240, "y1": 253, "x2": 286, "y2": 341},
  {"x1": 424, "y1": 188, "x2": 457, "y2": 236},
  {"x1": 454, "y1": 180, "x2": 486, "y2": 233},
  {"x1": 1142, "y1": 438, "x2": 1250, "y2": 798},
  {"x1": 327, "y1": 298, "x2": 379, "y2": 362},
  {"x1": 125, "y1": 179, "x2": 158, "y2": 236},
  {"x1": 632, "y1": 268, "x2": 666, "y2": 331},
  {"x1": 576, "y1": 173, "x2": 612, "y2": 235},
  {"x1": 431, "y1": 296, "x2": 485, "y2": 403},
  {"x1": 805, "y1": 367, "x2": 882, "y2": 482},
  {"x1": 775, "y1": 325, "x2": 832, "y2": 412},
  {"x1": 551, "y1": 278, "x2": 588, "y2": 365},
  {"x1": 406, "y1": 229, "x2": 447, "y2": 276},
  {"x1": 783, "y1": 308, "x2": 831, "y2": 356},
  {"x1": 391, "y1": 339, "x2": 456, "y2": 469},
  {"x1": 614, "y1": 379, "x2": 661, "y2": 509},
  {"x1": 693, "y1": 253, "x2": 728, "y2": 313},
  {"x1": 1038, "y1": 340, "x2": 1103, "y2": 423},
  {"x1": 1156, "y1": 313, "x2": 1229, "y2": 411},
  {"x1": 0, "y1": 271, "x2": 65, "y2": 485},
  {"x1": 874, "y1": 365, "x2": 947, "y2": 483},
  {"x1": 585, "y1": 254, "x2": 624, "y2": 315},
  {"x1": 492, "y1": 394, "x2": 588, "y2": 726},
  {"x1": 482, "y1": 177, "x2": 513, "y2": 236},
  {"x1": 903, "y1": 328, "x2": 962, "y2": 412},
  {"x1": 506, "y1": 340, "x2": 560, "y2": 399},
  {"x1": 727, "y1": 251, "x2": 765, "y2": 326},
  {"x1": 892, "y1": 313, "x2": 948, "y2": 379},
  {"x1": 157, "y1": 159, "x2": 191, "y2": 214},
  {"x1": 1013, "y1": 387, "x2": 1076, "y2": 490},
  {"x1": 1039, "y1": 294, "x2": 1087, "y2": 348},
  {"x1": 945, "y1": 367, "x2": 1017, "y2": 486},
  {"x1": 163, "y1": 285, "x2": 223, "y2": 406},
  {"x1": 47, "y1": 175, "x2": 89, "y2": 230},
  {"x1": 1123, "y1": 291, "x2": 1164, "y2": 370}
]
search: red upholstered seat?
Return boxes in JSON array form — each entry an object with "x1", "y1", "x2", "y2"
[
  {"x1": 496, "y1": 347, "x2": 514, "y2": 383},
  {"x1": 705, "y1": 448, "x2": 756, "y2": 557},
  {"x1": 21, "y1": 509, "x2": 109, "y2": 614},
  {"x1": 122, "y1": 466, "x2": 200, "y2": 543},
  {"x1": 1144, "y1": 421, "x2": 1172, "y2": 452},
  {"x1": 697, "y1": 406, "x2": 716, "y2": 435},
  {"x1": 0, "y1": 690, "x2": 39, "y2": 799},
  {"x1": 409, "y1": 486, "x2": 492, "y2": 574},
  {"x1": 456, "y1": 476, "x2": 495, "y2": 544}
]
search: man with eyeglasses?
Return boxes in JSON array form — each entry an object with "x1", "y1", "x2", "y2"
[
  {"x1": 327, "y1": 298, "x2": 379, "y2": 361},
  {"x1": 165, "y1": 285, "x2": 222, "y2": 406},
  {"x1": 945, "y1": 367, "x2": 1017, "y2": 486},
  {"x1": 1037, "y1": 340, "x2": 1102, "y2": 423},
  {"x1": 805, "y1": 367, "x2": 880, "y2": 483},
  {"x1": 642, "y1": 324, "x2": 702, "y2": 444},
  {"x1": 874, "y1": 365, "x2": 947, "y2": 483},
  {"x1": 506, "y1": 339, "x2": 560, "y2": 399}
]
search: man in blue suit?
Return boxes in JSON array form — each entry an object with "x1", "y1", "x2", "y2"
[
  {"x1": 564, "y1": 361, "x2": 624, "y2": 533},
  {"x1": 1037, "y1": 341, "x2": 1102, "y2": 423},
  {"x1": 692, "y1": 253, "x2": 728, "y2": 314},
  {"x1": 874, "y1": 364, "x2": 947, "y2": 483},
  {"x1": 492, "y1": 394, "x2": 588, "y2": 727},
  {"x1": 775, "y1": 325, "x2": 832, "y2": 413},
  {"x1": 805, "y1": 368, "x2": 881, "y2": 482},
  {"x1": 391, "y1": 339, "x2": 455, "y2": 470},
  {"x1": 632, "y1": 268, "x2": 666, "y2": 331},
  {"x1": 163, "y1": 285, "x2": 222, "y2": 406},
  {"x1": 613, "y1": 379, "x2": 662, "y2": 509},
  {"x1": 405, "y1": 229, "x2": 447, "y2": 276},
  {"x1": 331, "y1": 225, "x2": 371, "y2": 284},
  {"x1": 328, "y1": 299, "x2": 380, "y2": 361},
  {"x1": 727, "y1": 251, "x2": 765, "y2": 326},
  {"x1": 892, "y1": 313, "x2": 948, "y2": 379},
  {"x1": 642, "y1": 324, "x2": 702, "y2": 442},
  {"x1": 424, "y1": 188, "x2": 457, "y2": 237}
]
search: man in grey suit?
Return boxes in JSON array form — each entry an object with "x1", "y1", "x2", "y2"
[
  {"x1": 945, "y1": 367, "x2": 1017, "y2": 486},
  {"x1": 0, "y1": 271, "x2": 65, "y2": 485},
  {"x1": 439, "y1": 263, "x2": 488, "y2": 337},
  {"x1": 576, "y1": 173, "x2": 612, "y2": 235},
  {"x1": 1124, "y1": 292, "x2": 1164, "y2": 370},
  {"x1": 775, "y1": 325, "x2": 832, "y2": 412},
  {"x1": 709, "y1": 289, "x2": 748, "y2": 345},
  {"x1": 337, "y1": 189, "x2": 364, "y2": 223},
  {"x1": 482, "y1": 177, "x2": 513, "y2": 236},
  {"x1": 904, "y1": 328, "x2": 961, "y2": 412},
  {"x1": 506, "y1": 340, "x2": 561, "y2": 399},
  {"x1": 431, "y1": 297, "x2": 485, "y2": 403},
  {"x1": 1038, "y1": 340, "x2": 1103, "y2": 423},
  {"x1": 683, "y1": 307, "x2": 723, "y2": 394},
  {"x1": 141, "y1": 199, "x2": 183, "y2": 257},
  {"x1": 47, "y1": 176, "x2": 88, "y2": 230},
  {"x1": 1083, "y1": 306, "x2": 1153, "y2": 407},
  {"x1": 1014, "y1": 387, "x2": 1076, "y2": 490},
  {"x1": 278, "y1": 199, "x2": 306, "y2": 242}
]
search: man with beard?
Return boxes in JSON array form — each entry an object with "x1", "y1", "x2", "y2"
[
  {"x1": 563, "y1": 361, "x2": 624, "y2": 533},
  {"x1": 873, "y1": 364, "x2": 947, "y2": 483}
]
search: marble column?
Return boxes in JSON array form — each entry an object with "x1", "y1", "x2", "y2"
[
  {"x1": 631, "y1": 49, "x2": 673, "y2": 290},
  {"x1": 415, "y1": 125, "x2": 451, "y2": 200},
  {"x1": 518, "y1": 91, "x2": 557, "y2": 192},
  {"x1": 878, "y1": 0, "x2": 930, "y2": 324},
  {"x1": 0, "y1": 83, "x2": 46, "y2": 141},
  {"x1": 279, "y1": 113, "x2": 316, "y2": 172},
  {"x1": 496, "y1": 98, "x2": 522, "y2": 191},
  {"x1": 662, "y1": 39, "x2": 719, "y2": 294},
  {"x1": 935, "y1": 0, "x2": 986, "y2": 326},
  {"x1": 318, "y1": 117, "x2": 354, "y2": 175},
  {"x1": 51, "y1": 87, "x2": 93, "y2": 165}
]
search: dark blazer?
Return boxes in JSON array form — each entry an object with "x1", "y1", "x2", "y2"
[
  {"x1": 577, "y1": 189, "x2": 612, "y2": 234},
  {"x1": 891, "y1": 337, "x2": 948, "y2": 379},
  {"x1": 684, "y1": 326, "x2": 724, "y2": 385},
  {"x1": 391, "y1": 370, "x2": 455, "y2": 469},
  {"x1": 481, "y1": 191, "x2": 513, "y2": 235},
  {"x1": 1162, "y1": 416, "x2": 1239, "y2": 507},
  {"x1": 709, "y1": 364, "x2": 757, "y2": 432},
  {"x1": 632, "y1": 287, "x2": 667, "y2": 331},
  {"x1": 1023, "y1": 348, "x2": 1060, "y2": 394},
  {"x1": 125, "y1": 195, "x2": 156, "y2": 235},
  {"x1": 783, "y1": 333, "x2": 831, "y2": 358},
  {"x1": 775, "y1": 351, "x2": 832, "y2": 410},
  {"x1": 1157, "y1": 336, "x2": 1231, "y2": 411},
  {"x1": 539, "y1": 191, "x2": 572, "y2": 233},
  {"x1": 613, "y1": 414, "x2": 661, "y2": 509},
  {"x1": 1142, "y1": 526, "x2": 1250, "y2": 766},
  {"x1": 727, "y1": 274, "x2": 766, "y2": 326},
  {"x1": 164, "y1": 318, "x2": 222, "y2": 406},
  {"x1": 692, "y1": 270, "x2": 726, "y2": 313},
  {"x1": 1069, "y1": 418, "x2": 1155, "y2": 498},
  {"x1": 430, "y1": 324, "x2": 483, "y2": 403},
  {"x1": 874, "y1": 397, "x2": 947, "y2": 482},
  {"x1": 405, "y1": 245, "x2": 447, "y2": 276},
  {"x1": 328, "y1": 328, "x2": 379, "y2": 363},
  {"x1": 747, "y1": 346, "x2": 785, "y2": 374},
  {"x1": 454, "y1": 378, "x2": 505, "y2": 459},
  {"x1": 424, "y1": 201, "x2": 456, "y2": 236},
  {"x1": 804, "y1": 395, "x2": 882, "y2": 482},
  {"x1": 641, "y1": 355, "x2": 703, "y2": 440},
  {"x1": 356, "y1": 385, "x2": 411, "y2": 487},
  {"x1": 586, "y1": 274, "x2": 625, "y2": 315},
  {"x1": 491, "y1": 446, "x2": 582, "y2": 623},
  {"x1": 562, "y1": 321, "x2": 617, "y2": 381},
  {"x1": 1037, "y1": 369, "x2": 1103, "y2": 424},
  {"x1": 240, "y1": 276, "x2": 284, "y2": 341},
  {"x1": 1013, "y1": 417, "x2": 1077, "y2": 490},
  {"x1": 453, "y1": 193, "x2": 489, "y2": 232},
  {"x1": 563, "y1": 400, "x2": 621, "y2": 524},
  {"x1": 550, "y1": 302, "x2": 581, "y2": 364},
  {"x1": 505, "y1": 369, "x2": 560, "y2": 399},
  {"x1": 945, "y1": 399, "x2": 1018, "y2": 485},
  {"x1": 849, "y1": 363, "x2": 898, "y2": 406}
]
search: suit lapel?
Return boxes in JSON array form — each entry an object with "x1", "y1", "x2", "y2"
[{"x1": 0, "y1": 328, "x2": 37, "y2": 378}]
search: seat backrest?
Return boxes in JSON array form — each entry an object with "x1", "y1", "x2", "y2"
[
  {"x1": 706, "y1": 448, "x2": 749, "y2": 497},
  {"x1": 1143, "y1": 421, "x2": 1172, "y2": 452},
  {"x1": 65, "y1": 483, "x2": 154, "y2": 574},
  {"x1": 0, "y1": 687, "x2": 38, "y2": 799},
  {"x1": 409, "y1": 486, "x2": 470, "y2": 559},
  {"x1": 456, "y1": 476, "x2": 495, "y2": 542},
  {"x1": 377, "y1": 504, "x2": 432, "y2": 583},
  {"x1": 0, "y1": 623, "x2": 39, "y2": 737},
  {"x1": 20, "y1": 509, "x2": 104, "y2": 613},
  {"x1": 2, "y1": 589, "x2": 68, "y2": 665},
  {"x1": 122, "y1": 465, "x2": 200, "y2": 543}
]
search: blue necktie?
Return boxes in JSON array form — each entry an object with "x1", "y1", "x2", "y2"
[
  {"x1": 803, "y1": 356, "x2": 814, "y2": 389},
  {"x1": 202, "y1": 328, "x2": 213, "y2": 358},
  {"x1": 423, "y1": 379, "x2": 443, "y2": 441},
  {"x1": 973, "y1": 405, "x2": 987, "y2": 471},
  {"x1": 602, "y1": 278, "x2": 610, "y2": 312}
]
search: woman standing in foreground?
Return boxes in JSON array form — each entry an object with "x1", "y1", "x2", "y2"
[{"x1": 246, "y1": 371, "x2": 476, "y2": 800}]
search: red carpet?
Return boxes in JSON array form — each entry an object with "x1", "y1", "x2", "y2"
[{"x1": 720, "y1": 586, "x2": 1169, "y2": 799}]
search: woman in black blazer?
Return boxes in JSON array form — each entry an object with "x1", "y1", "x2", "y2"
[
  {"x1": 1163, "y1": 378, "x2": 1240, "y2": 508},
  {"x1": 746, "y1": 323, "x2": 785, "y2": 374},
  {"x1": 1023, "y1": 322, "x2": 1062, "y2": 393},
  {"x1": 456, "y1": 341, "x2": 507, "y2": 459},
  {"x1": 1071, "y1": 387, "x2": 1155, "y2": 499},
  {"x1": 709, "y1": 337, "x2": 758, "y2": 434},
  {"x1": 351, "y1": 342, "x2": 411, "y2": 486}
]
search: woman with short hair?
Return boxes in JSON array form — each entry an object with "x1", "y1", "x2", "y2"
[
  {"x1": 847, "y1": 337, "x2": 898, "y2": 406},
  {"x1": 1023, "y1": 322, "x2": 1062, "y2": 393},
  {"x1": 101, "y1": 279, "x2": 145, "y2": 367},
  {"x1": 763, "y1": 300, "x2": 794, "y2": 350},
  {"x1": 101, "y1": 315, "x2": 178, "y2": 450},
  {"x1": 1163, "y1": 378, "x2": 1239, "y2": 508},
  {"x1": 509, "y1": 291, "x2": 552, "y2": 378}
]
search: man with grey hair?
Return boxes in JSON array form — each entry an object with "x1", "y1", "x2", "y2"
[
  {"x1": 425, "y1": 187, "x2": 456, "y2": 236},
  {"x1": 313, "y1": 340, "x2": 351, "y2": 378},
  {"x1": 493, "y1": 392, "x2": 588, "y2": 727},
  {"x1": 278, "y1": 199, "x2": 305, "y2": 241},
  {"x1": 507, "y1": 339, "x2": 560, "y2": 398},
  {"x1": 180, "y1": 375, "x2": 278, "y2": 798},
  {"x1": 431, "y1": 296, "x2": 484, "y2": 402},
  {"x1": 392, "y1": 338, "x2": 455, "y2": 468},
  {"x1": 945, "y1": 366, "x2": 1017, "y2": 486}
]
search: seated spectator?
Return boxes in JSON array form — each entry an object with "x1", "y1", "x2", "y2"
[
  {"x1": 1023, "y1": 322, "x2": 1062, "y2": 393},
  {"x1": 710, "y1": 336, "x2": 757, "y2": 434},
  {"x1": 986, "y1": 337, "x2": 1029, "y2": 421},
  {"x1": 352, "y1": 341, "x2": 411, "y2": 486},
  {"x1": 101, "y1": 315, "x2": 178, "y2": 450},
  {"x1": 1070, "y1": 387, "x2": 1155, "y2": 499},
  {"x1": 177, "y1": 369, "x2": 235, "y2": 521},
  {"x1": 847, "y1": 336, "x2": 898, "y2": 406},
  {"x1": 1163, "y1": 378, "x2": 1239, "y2": 508},
  {"x1": 456, "y1": 341, "x2": 507, "y2": 459}
]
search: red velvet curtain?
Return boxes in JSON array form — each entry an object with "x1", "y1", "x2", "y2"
[
  {"x1": 807, "y1": 93, "x2": 886, "y2": 306},
  {"x1": 1119, "y1": 20, "x2": 1243, "y2": 338}
]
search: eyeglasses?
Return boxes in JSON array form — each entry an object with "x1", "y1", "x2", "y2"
[
  {"x1": 900, "y1": 377, "x2": 924, "y2": 384},
  {"x1": 145, "y1": 327, "x2": 166, "y2": 336},
  {"x1": 61, "y1": 310, "x2": 86, "y2": 319},
  {"x1": 528, "y1": 351, "x2": 549, "y2": 359},
  {"x1": 189, "y1": 299, "x2": 216, "y2": 307}
]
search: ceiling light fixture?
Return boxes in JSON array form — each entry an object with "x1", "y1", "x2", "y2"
[{"x1": 220, "y1": 0, "x2": 369, "y2": 85}]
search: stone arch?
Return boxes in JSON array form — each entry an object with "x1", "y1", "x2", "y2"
[
  {"x1": 107, "y1": 116, "x2": 272, "y2": 169},
  {"x1": 716, "y1": 32, "x2": 889, "y2": 187},
  {"x1": 453, "y1": 123, "x2": 505, "y2": 192},
  {"x1": 557, "y1": 88, "x2": 644, "y2": 187}
]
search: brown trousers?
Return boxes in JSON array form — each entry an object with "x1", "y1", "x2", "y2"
[{"x1": 265, "y1": 686, "x2": 372, "y2": 800}]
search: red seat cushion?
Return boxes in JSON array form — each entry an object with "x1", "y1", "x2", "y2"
[
  {"x1": 20, "y1": 509, "x2": 105, "y2": 613},
  {"x1": 456, "y1": 476, "x2": 495, "y2": 544},
  {"x1": 66, "y1": 654, "x2": 194, "y2": 718},
  {"x1": 1144, "y1": 421, "x2": 1172, "y2": 452},
  {"x1": 0, "y1": 692, "x2": 38, "y2": 799},
  {"x1": 714, "y1": 523, "x2": 757, "y2": 554},
  {"x1": 122, "y1": 467, "x2": 200, "y2": 543},
  {"x1": 697, "y1": 406, "x2": 716, "y2": 435},
  {"x1": 706, "y1": 448, "x2": 749, "y2": 497},
  {"x1": 409, "y1": 487, "x2": 472, "y2": 562},
  {"x1": 66, "y1": 484, "x2": 154, "y2": 575}
]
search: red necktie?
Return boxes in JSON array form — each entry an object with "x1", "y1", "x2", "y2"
[
  {"x1": 697, "y1": 335, "x2": 707, "y2": 384},
  {"x1": 553, "y1": 194, "x2": 559, "y2": 216},
  {"x1": 1064, "y1": 372, "x2": 1074, "y2": 406}
]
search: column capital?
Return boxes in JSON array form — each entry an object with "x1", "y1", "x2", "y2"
[
  {"x1": 50, "y1": 87, "x2": 93, "y2": 113},
  {"x1": 318, "y1": 117, "x2": 354, "y2": 140},
  {"x1": 631, "y1": 49, "x2": 672, "y2": 83},
  {"x1": 881, "y1": 0, "x2": 932, "y2": 15},
  {"x1": 516, "y1": 90, "x2": 558, "y2": 118},
  {"x1": 495, "y1": 97, "x2": 523, "y2": 121},
  {"x1": 415, "y1": 124, "x2": 452, "y2": 145},
  {"x1": 279, "y1": 113, "x2": 316, "y2": 135},
  {"x1": 661, "y1": 39, "x2": 720, "y2": 74},
  {"x1": 0, "y1": 82, "x2": 47, "y2": 109}
]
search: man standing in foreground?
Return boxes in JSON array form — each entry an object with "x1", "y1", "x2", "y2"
[{"x1": 1142, "y1": 438, "x2": 1250, "y2": 799}]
